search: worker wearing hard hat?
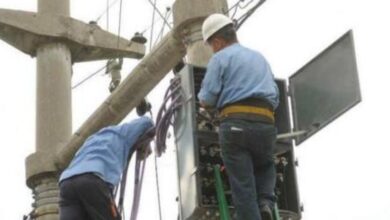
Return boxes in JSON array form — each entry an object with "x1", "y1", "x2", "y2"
[
  {"x1": 58, "y1": 117, "x2": 154, "y2": 220},
  {"x1": 198, "y1": 14, "x2": 279, "y2": 220}
]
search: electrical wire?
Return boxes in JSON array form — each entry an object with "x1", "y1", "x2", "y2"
[
  {"x1": 228, "y1": 0, "x2": 244, "y2": 12},
  {"x1": 239, "y1": 0, "x2": 255, "y2": 9},
  {"x1": 139, "y1": 16, "x2": 169, "y2": 35},
  {"x1": 116, "y1": 128, "x2": 156, "y2": 219},
  {"x1": 72, "y1": 64, "x2": 107, "y2": 89},
  {"x1": 231, "y1": 3, "x2": 240, "y2": 19},
  {"x1": 117, "y1": 0, "x2": 124, "y2": 48},
  {"x1": 147, "y1": 110, "x2": 163, "y2": 220},
  {"x1": 153, "y1": 8, "x2": 172, "y2": 48},
  {"x1": 236, "y1": 0, "x2": 266, "y2": 30},
  {"x1": 155, "y1": 77, "x2": 183, "y2": 156},
  {"x1": 106, "y1": 0, "x2": 110, "y2": 31},
  {"x1": 229, "y1": 0, "x2": 258, "y2": 20},
  {"x1": 74, "y1": 0, "x2": 126, "y2": 90},
  {"x1": 147, "y1": 0, "x2": 172, "y2": 29},
  {"x1": 149, "y1": 0, "x2": 157, "y2": 52},
  {"x1": 153, "y1": 144, "x2": 163, "y2": 220},
  {"x1": 129, "y1": 154, "x2": 147, "y2": 220},
  {"x1": 95, "y1": 0, "x2": 122, "y2": 23}
]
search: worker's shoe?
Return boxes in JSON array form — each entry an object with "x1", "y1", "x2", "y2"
[{"x1": 260, "y1": 205, "x2": 274, "y2": 220}]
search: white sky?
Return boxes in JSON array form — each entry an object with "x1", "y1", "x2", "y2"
[{"x1": 0, "y1": 0, "x2": 389, "y2": 219}]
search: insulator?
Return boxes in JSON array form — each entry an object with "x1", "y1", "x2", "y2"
[{"x1": 131, "y1": 32, "x2": 147, "y2": 44}]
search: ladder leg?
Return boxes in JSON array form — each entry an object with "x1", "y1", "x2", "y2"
[
  {"x1": 213, "y1": 165, "x2": 231, "y2": 220},
  {"x1": 273, "y1": 203, "x2": 281, "y2": 220}
]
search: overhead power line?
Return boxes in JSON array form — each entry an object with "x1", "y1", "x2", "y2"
[
  {"x1": 235, "y1": 0, "x2": 266, "y2": 30},
  {"x1": 153, "y1": 8, "x2": 172, "y2": 47},
  {"x1": 117, "y1": 0, "x2": 124, "y2": 48},
  {"x1": 95, "y1": 0, "x2": 121, "y2": 23},
  {"x1": 72, "y1": 65, "x2": 107, "y2": 89},
  {"x1": 147, "y1": 0, "x2": 172, "y2": 29},
  {"x1": 149, "y1": 0, "x2": 157, "y2": 52},
  {"x1": 106, "y1": 0, "x2": 110, "y2": 30}
]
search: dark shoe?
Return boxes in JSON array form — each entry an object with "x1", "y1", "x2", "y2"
[{"x1": 260, "y1": 205, "x2": 274, "y2": 220}]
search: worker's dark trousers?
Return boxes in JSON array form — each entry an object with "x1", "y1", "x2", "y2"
[
  {"x1": 59, "y1": 173, "x2": 120, "y2": 220},
  {"x1": 219, "y1": 118, "x2": 276, "y2": 220}
]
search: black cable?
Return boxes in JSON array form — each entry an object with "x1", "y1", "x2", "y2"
[
  {"x1": 231, "y1": 4, "x2": 240, "y2": 19},
  {"x1": 116, "y1": 127, "x2": 156, "y2": 218},
  {"x1": 228, "y1": 0, "x2": 244, "y2": 12},
  {"x1": 153, "y1": 145, "x2": 163, "y2": 220},
  {"x1": 236, "y1": 0, "x2": 266, "y2": 30},
  {"x1": 239, "y1": 0, "x2": 255, "y2": 9},
  {"x1": 155, "y1": 77, "x2": 183, "y2": 156}
]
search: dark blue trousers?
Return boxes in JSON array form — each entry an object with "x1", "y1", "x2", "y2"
[
  {"x1": 219, "y1": 118, "x2": 277, "y2": 220},
  {"x1": 59, "y1": 173, "x2": 120, "y2": 220}
]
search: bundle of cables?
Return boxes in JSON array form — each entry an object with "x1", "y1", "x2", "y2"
[
  {"x1": 115, "y1": 76, "x2": 184, "y2": 220},
  {"x1": 116, "y1": 127, "x2": 156, "y2": 220},
  {"x1": 155, "y1": 76, "x2": 184, "y2": 156}
]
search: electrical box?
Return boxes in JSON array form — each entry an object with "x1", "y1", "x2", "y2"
[{"x1": 173, "y1": 30, "x2": 360, "y2": 220}]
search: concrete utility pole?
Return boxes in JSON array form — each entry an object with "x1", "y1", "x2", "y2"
[
  {"x1": 32, "y1": 2, "x2": 71, "y2": 219},
  {"x1": 0, "y1": 0, "x2": 145, "y2": 219}
]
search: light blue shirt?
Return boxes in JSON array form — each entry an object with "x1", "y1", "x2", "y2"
[
  {"x1": 59, "y1": 117, "x2": 154, "y2": 186},
  {"x1": 198, "y1": 43, "x2": 279, "y2": 109}
]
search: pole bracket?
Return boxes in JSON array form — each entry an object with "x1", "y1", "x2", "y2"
[{"x1": 0, "y1": 8, "x2": 146, "y2": 63}]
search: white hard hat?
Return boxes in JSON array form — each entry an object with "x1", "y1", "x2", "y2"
[{"x1": 202, "y1": 13, "x2": 233, "y2": 42}]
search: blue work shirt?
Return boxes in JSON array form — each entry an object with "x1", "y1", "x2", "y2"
[
  {"x1": 198, "y1": 43, "x2": 279, "y2": 109},
  {"x1": 59, "y1": 117, "x2": 154, "y2": 186}
]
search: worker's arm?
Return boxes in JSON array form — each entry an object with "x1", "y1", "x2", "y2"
[
  {"x1": 197, "y1": 56, "x2": 224, "y2": 108},
  {"x1": 119, "y1": 117, "x2": 154, "y2": 155}
]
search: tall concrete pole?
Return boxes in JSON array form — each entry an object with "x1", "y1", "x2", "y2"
[
  {"x1": 0, "y1": 1, "x2": 144, "y2": 219},
  {"x1": 35, "y1": 0, "x2": 72, "y2": 155},
  {"x1": 25, "y1": 0, "x2": 71, "y2": 219},
  {"x1": 173, "y1": 0, "x2": 228, "y2": 67}
]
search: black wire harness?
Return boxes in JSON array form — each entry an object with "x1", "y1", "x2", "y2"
[{"x1": 155, "y1": 76, "x2": 184, "y2": 157}]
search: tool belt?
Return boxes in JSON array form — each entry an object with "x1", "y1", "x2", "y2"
[{"x1": 219, "y1": 98, "x2": 275, "y2": 123}]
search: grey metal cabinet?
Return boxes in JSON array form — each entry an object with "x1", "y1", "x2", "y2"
[{"x1": 173, "y1": 30, "x2": 361, "y2": 220}]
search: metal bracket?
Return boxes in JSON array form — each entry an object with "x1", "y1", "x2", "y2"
[{"x1": 277, "y1": 130, "x2": 308, "y2": 140}]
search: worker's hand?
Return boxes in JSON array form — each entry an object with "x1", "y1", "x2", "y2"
[{"x1": 137, "y1": 144, "x2": 152, "y2": 160}]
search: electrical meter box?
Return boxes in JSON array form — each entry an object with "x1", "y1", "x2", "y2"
[{"x1": 174, "y1": 30, "x2": 360, "y2": 220}]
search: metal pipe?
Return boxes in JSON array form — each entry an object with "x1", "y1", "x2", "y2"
[
  {"x1": 55, "y1": 31, "x2": 186, "y2": 170},
  {"x1": 214, "y1": 165, "x2": 231, "y2": 220},
  {"x1": 276, "y1": 130, "x2": 308, "y2": 140}
]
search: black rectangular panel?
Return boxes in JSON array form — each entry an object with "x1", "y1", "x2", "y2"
[{"x1": 289, "y1": 30, "x2": 361, "y2": 145}]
